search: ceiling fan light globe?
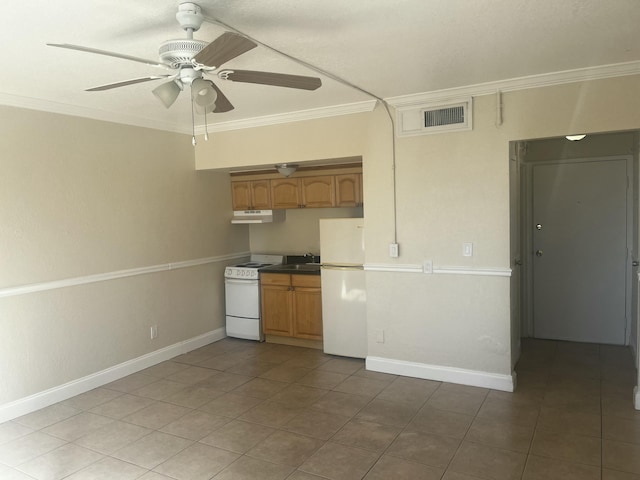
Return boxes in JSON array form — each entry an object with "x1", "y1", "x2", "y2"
[
  {"x1": 192, "y1": 78, "x2": 218, "y2": 107},
  {"x1": 152, "y1": 81, "x2": 181, "y2": 108}
]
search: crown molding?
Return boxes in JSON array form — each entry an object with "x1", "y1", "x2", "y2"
[
  {"x1": 386, "y1": 60, "x2": 640, "y2": 107},
  {"x1": 0, "y1": 92, "x2": 190, "y2": 134},
  {"x1": 2, "y1": 60, "x2": 639, "y2": 134},
  {"x1": 197, "y1": 100, "x2": 377, "y2": 134}
]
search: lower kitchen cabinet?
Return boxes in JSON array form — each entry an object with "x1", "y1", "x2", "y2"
[{"x1": 261, "y1": 273, "x2": 322, "y2": 340}]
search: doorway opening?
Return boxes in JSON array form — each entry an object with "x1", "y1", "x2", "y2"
[{"x1": 510, "y1": 131, "x2": 639, "y2": 364}]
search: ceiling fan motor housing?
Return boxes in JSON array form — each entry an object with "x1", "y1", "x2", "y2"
[{"x1": 158, "y1": 39, "x2": 208, "y2": 68}]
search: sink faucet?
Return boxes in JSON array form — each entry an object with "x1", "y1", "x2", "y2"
[{"x1": 304, "y1": 252, "x2": 317, "y2": 263}]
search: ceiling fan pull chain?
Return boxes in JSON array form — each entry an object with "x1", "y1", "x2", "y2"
[
  {"x1": 190, "y1": 83, "x2": 197, "y2": 147},
  {"x1": 204, "y1": 109, "x2": 209, "y2": 141}
]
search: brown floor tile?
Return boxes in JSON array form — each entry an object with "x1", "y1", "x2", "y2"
[
  {"x1": 104, "y1": 373, "x2": 158, "y2": 393},
  {"x1": 195, "y1": 371, "x2": 253, "y2": 392},
  {"x1": 0, "y1": 431, "x2": 67, "y2": 467},
  {"x1": 536, "y1": 406, "x2": 601, "y2": 437},
  {"x1": 200, "y1": 419, "x2": 275, "y2": 453},
  {"x1": 226, "y1": 359, "x2": 280, "y2": 377},
  {"x1": 159, "y1": 409, "x2": 231, "y2": 440},
  {"x1": 111, "y1": 431, "x2": 192, "y2": 469},
  {"x1": 259, "y1": 364, "x2": 313, "y2": 383},
  {"x1": 333, "y1": 376, "x2": 392, "y2": 398},
  {"x1": 141, "y1": 360, "x2": 190, "y2": 378},
  {"x1": 131, "y1": 379, "x2": 188, "y2": 401},
  {"x1": 387, "y1": 430, "x2": 460, "y2": 468},
  {"x1": 296, "y1": 370, "x2": 350, "y2": 389},
  {"x1": 230, "y1": 377, "x2": 288, "y2": 399},
  {"x1": 316, "y1": 358, "x2": 364, "y2": 375},
  {"x1": 16, "y1": 443, "x2": 103, "y2": 480},
  {"x1": 376, "y1": 376, "x2": 440, "y2": 408},
  {"x1": 466, "y1": 416, "x2": 534, "y2": 453},
  {"x1": 604, "y1": 415, "x2": 640, "y2": 444},
  {"x1": 603, "y1": 393, "x2": 640, "y2": 420},
  {"x1": 239, "y1": 401, "x2": 306, "y2": 428},
  {"x1": 14, "y1": 403, "x2": 80, "y2": 430},
  {"x1": 355, "y1": 397, "x2": 418, "y2": 427},
  {"x1": 269, "y1": 384, "x2": 329, "y2": 408},
  {"x1": 332, "y1": 418, "x2": 401, "y2": 452},
  {"x1": 198, "y1": 392, "x2": 263, "y2": 418},
  {"x1": 449, "y1": 441, "x2": 526, "y2": 480},
  {"x1": 154, "y1": 442, "x2": 239, "y2": 479},
  {"x1": 531, "y1": 429, "x2": 601, "y2": 466},
  {"x1": 66, "y1": 456, "x2": 146, "y2": 480},
  {"x1": 364, "y1": 454, "x2": 443, "y2": 479},
  {"x1": 410, "y1": 405, "x2": 474, "y2": 439},
  {"x1": 165, "y1": 366, "x2": 219, "y2": 385},
  {"x1": 604, "y1": 439, "x2": 640, "y2": 474},
  {"x1": 74, "y1": 420, "x2": 152, "y2": 454},
  {"x1": 427, "y1": 388, "x2": 486, "y2": 416},
  {"x1": 61, "y1": 388, "x2": 123, "y2": 411},
  {"x1": 41, "y1": 412, "x2": 114, "y2": 441},
  {"x1": 523, "y1": 454, "x2": 600, "y2": 480},
  {"x1": 286, "y1": 471, "x2": 327, "y2": 480},
  {"x1": 122, "y1": 401, "x2": 191, "y2": 430},
  {"x1": 88, "y1": 393, "x2": 156, "y2": 419},
  {"x1": 476, "y1": 397, "x2": 540, "y2": 428},
  {"x1": 542, "y1": 388, "x2": 601, "y2": 415},
  {"x1": 299, "y1": 442, "x2": 379, "y2": 480},
  {"x1": 282, "y1": 410, "x2": 349, "y2": 440},
  {"x1": 310, "y1": 391, "x2": 371, "y2": 417},
  {"x1": 247, "y1": 430, "x2": 324, "y2": 467},
  {"x1": 603, "y1": 469, "x2": 640, "y2": 480},
  {"x1": 163, "y1": 384, "x2": 226, "y2": 409},
  {"x1": 213, "y1": 455, "x2": 294, "y2": 479}
]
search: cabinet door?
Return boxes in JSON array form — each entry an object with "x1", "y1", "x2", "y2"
[
  {"x1": 302, "y1": 176, "x2": 335, "y2": 208},
  {"x1": 251, "y1": 180, "x2": 272, "y2": 209},
  {"x1": 271, "y1": 178, "x2": 300, "y2": 209},
  {"x1": 231, "y1": 181, "x2": 251, "y2": 210},
  {"x1": 261, "y1": 284, "x2": 293, "y2": 336},
  {"x1": 335, "y1": 174, "x2": 362, "y2": 207},
  {"x1": 292, "y1": 286, "x2": 323, "y2": 340}
]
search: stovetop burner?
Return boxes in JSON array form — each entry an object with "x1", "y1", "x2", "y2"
[{"x1": 235, "y1": 262, "x2": 272, "y2": 268}]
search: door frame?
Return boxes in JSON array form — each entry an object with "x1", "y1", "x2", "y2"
[{"x1": 520, "y1": 154, "x2": 634, "y2": 345}]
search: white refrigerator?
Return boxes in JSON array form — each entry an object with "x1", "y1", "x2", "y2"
[{"x1": 320, "y1": 218, "x2": 367, "y2": 358}]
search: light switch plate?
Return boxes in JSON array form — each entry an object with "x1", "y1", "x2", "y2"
[
  {"x1": 389, "y1": 243, "x2": 399, "y2": 258},
  {"x1": 463, "y1": 242, "x2": 473, "y2": 257}
]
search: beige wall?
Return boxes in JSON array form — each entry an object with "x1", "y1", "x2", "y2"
[
  {"x1": 0, "y1": 106, "x2": 248, "y2": 405},
  {"x1": 249, "y1": 207, "x2": 363, "y2": 255},
  {"x1": 195, "y1": 74, "x2": 640, "y2": 387}
]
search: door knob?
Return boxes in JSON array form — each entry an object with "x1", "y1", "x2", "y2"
[{"x1": 535, "y1": 250, "x2": 543, "y2": 257}]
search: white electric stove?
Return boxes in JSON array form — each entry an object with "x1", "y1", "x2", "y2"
[{"x1": 224, "y1": 254, "x2": 283, "y2": 340}]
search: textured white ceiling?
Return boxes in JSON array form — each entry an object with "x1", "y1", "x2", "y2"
[{"x1": 2, "y1": 0, "x2": 640, "y2": 133}]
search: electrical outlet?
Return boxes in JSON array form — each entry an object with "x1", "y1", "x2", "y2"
[
  {"x1": 150, "y1": 325, "x2": 158, "y2": 339},
  {"x1": 423, "y1": 259, "x2": 433, "y2": 274},
  {"x1": 389, "y1": 243, "x2": 399, "y2": 258}
]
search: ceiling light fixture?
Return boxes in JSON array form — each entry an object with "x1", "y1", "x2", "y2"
[
  {"x1": 275, "y1": 163, "x2": 298, "y2": 177},
  {"x1": 152, "y1": 81, "x2": 182, "y2": 108},
  {"x1": 566, "y1": 134, "x2": 587, "y2": 141},
  {"x1": 189, "y1": 77, "x2": 217, "y2": 145}
]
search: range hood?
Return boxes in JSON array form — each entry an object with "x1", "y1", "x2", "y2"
[{"x1": 231, "y1": 210, "x2": 285, "y2": 224}]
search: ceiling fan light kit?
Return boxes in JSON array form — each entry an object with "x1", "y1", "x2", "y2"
[
  {"x1": 47, "y1": 1, "x2": 322, "y2": 146},
  {"x1": 275, "y1": 163, "x2": 298, "y2": 177}
]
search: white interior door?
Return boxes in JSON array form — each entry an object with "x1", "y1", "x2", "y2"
[{"x1": 532, "y1": 159, "x2": 628, "y2": 345}]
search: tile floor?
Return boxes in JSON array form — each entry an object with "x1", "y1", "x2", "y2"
[{"x1": 0, "y1": 337, "x2": 639, "y2": 479}]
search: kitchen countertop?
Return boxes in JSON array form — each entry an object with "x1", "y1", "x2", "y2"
[{"x1": 259, "y1": 263, "x2": 321, "y2": 275}]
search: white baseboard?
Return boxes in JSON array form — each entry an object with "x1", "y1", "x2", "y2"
[
  {"x1": 366, "y1": 356, "x2": 516, "y2": 392},
  {"x1": 635, "y1": 386, "x2": 640, "y2": 411},
  {"x1": 0, "y1": 328, "x2": 226, "y2": 424}
]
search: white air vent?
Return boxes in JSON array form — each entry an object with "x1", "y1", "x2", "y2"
[{"x1": 396, "y1": 97, "x2": 472, "y2": 137}]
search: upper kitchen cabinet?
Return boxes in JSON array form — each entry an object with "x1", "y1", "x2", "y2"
[
  {"x1": 230, "y1": 160, "x2": 362, "y2": 211},
  {"x1": 335, "y1": 173, "x2": 363, "y2": 207},
  {"x1": 231, "y1": 180, "x2": 271, "y2": 211},
  {"x1": 272, "y1": 175, "x2": 335, "y2": 209},
  {"x1": 302, "y1": 176, "x2": 335, "y2": 208},
  {"x1": 271, "y1": 178, "x2": 301, "y2": 209}
]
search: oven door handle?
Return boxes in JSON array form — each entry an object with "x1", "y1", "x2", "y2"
[{"x1": 225, "y1": 278, "x2": 259, "y2": 285}]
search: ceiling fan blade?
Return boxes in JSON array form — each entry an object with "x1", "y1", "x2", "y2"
[
  {"x1": 86, "y1": 76, "x2": 172, "y2": 92},
  {"x1": 208, "y1": 82, "x2": 234, "y2": 113},
  {"x1": 218, "y1": 70, "x2": 322, "y2": 90},
  {"x1": 47, "y1": 43, "x2": 169, "y2": 68},
  {"x1": 192, "y1": 32, "x2": 257, "y2": 68}
]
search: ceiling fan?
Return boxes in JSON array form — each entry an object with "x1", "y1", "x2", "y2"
[{"x1": 47, "y1": 2, "x2": 322, "y2": 139}]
